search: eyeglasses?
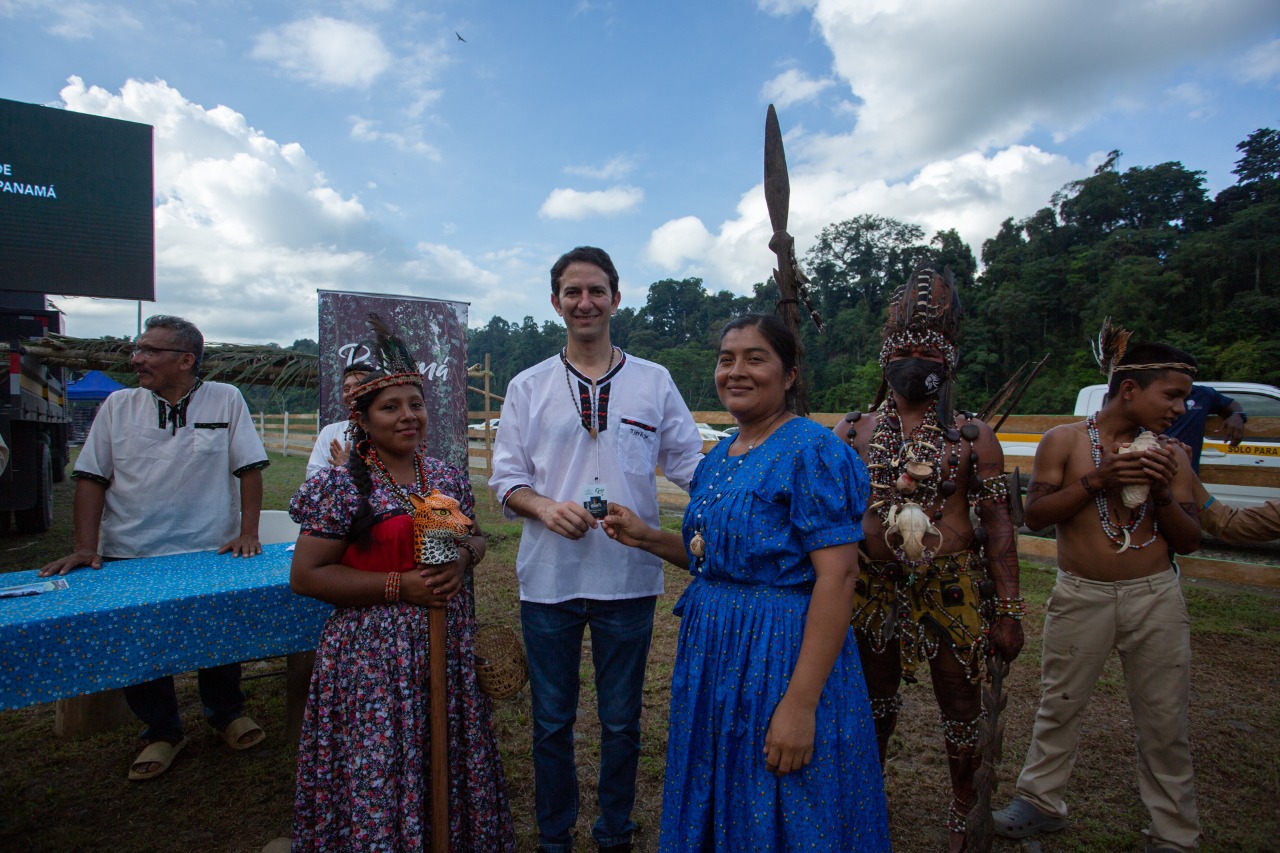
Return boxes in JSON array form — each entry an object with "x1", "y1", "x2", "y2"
[{"x1": 131, "y1": 345, "x2": 191, "y2": 358}]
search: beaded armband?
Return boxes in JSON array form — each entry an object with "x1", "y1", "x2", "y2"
[
  {"x1": 976, "y1": 474, "x2": 1009, "y2": 502},
  {"x1": 384, "y1": 571, "x2": 402, "y2": 603},
  {"x1": 993, "y1": 596, "x2": 1025, "y2": 620}
]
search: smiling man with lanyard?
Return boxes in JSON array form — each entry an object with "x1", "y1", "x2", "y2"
[{"x1": 490, "y1": 246, "x2": 702, "y2": 853}]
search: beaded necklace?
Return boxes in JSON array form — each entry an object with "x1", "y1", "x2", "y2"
[
  {"x1": 1085, "y1": 414, "x2": 1158, "y2": 551},
  {"x1": 364, "y1": 445, "x2": 427, "y2": 513},
  {"x1": 562, "y1": 346, "x2": 616, "y2": 439},
  {"x1": 865, "y1": 396, "x2": 950, "y2": 524}
]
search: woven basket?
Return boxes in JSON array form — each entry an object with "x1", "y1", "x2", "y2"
[{"x1": 473, "y1": 623, "x2": 528, "y2": 700}]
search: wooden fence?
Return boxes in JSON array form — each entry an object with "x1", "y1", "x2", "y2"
[
  {"x1": 255, "y1": 412, "x2": 322, "y2": 456},
  {"x1": 263, "y1": 408, "x2": 1279, "y2": 493}
]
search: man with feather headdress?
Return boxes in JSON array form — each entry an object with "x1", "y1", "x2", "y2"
[
  {"x1": 993, "y1": 320, "x2": 1201, "y2": 853},
  {"x1": 835, "y1": 267, "x2": 1024, "y2": 852}
]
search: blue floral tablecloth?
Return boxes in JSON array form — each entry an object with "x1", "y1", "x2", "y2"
[{"x1": 0, "y1": 543, "x2": 332, "y2": 711}]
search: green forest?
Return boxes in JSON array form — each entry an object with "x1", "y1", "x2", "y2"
[{"x1": 468, "y1": 127, "x2": 1280, "y2": 417}]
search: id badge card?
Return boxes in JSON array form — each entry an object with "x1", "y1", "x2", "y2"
[{"x1": 582, "y1": 484, "x2": 609, "y2": 520}]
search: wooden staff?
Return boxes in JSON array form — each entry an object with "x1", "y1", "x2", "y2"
[{"x1": 429, "y1": 600, "x2": 449, "y2": 853}]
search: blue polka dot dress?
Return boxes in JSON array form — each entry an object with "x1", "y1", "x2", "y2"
[{"x1": 660, "y1": 416, "x2": 891, "y2": 852}]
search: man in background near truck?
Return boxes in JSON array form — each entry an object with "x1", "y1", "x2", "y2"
[
  {"x1": 994, "y1": 325, "x2": 1202, "y2": 853},
  {"x1": 38, "y1": 314, "x2": 270, "y2": 782},
  {"x1": 1193, "y1": 476, "x2": 1280, "y2": 541},
  {"x1": 1164, "y1": 383, "x2": 1245, "y2": 472}
]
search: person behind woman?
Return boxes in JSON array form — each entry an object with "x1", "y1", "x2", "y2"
[
  {"x1": 288, "y1": 318, "x2": 515, "y2": 852},
  {"x1": 602, "y1": 314, "x2": 890, "y2": 851}
]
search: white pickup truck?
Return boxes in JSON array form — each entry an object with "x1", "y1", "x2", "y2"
[{"x1": 999, "y1": 381, "x2": 1280, "y2": 509}]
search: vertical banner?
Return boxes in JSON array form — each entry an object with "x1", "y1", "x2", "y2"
[{"x1": 318, "y1": 290, "x2": 469, "y2": 470}]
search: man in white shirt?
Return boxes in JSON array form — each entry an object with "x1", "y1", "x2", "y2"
[
  {"x1": 305, "y1": 362, "x2": 371, "y2": 480},
  {"x1": 40, "y1": 315, "x2": 269, "y2": 781},
  {"x1": 491, "y1": 246, "x2": 703, "y2": 853}
]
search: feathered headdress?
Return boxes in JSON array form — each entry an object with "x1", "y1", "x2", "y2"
[
  {"x1": 1091, "y1": 316, "x2": 1131, "y2": 379},
  {"x1": 878, "y1": 267, "x2": 962, "y2": 373},
  {"x1": 1091, "y1": 317, "x2": 1196, "y2": 379},
  {"x1": 349, "y1": 313, "x2": 423, "y2": 401}
]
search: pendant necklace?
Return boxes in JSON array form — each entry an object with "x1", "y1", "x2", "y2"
[
  {"x1": 1086, "y1": 414, "x2": 1158, "y2": 552},
  {"x1": 563, "y1": 346, "x2": 616, "y2": 439},
  {"x1": 688, "y1": 410, "x2": 787, "y2": 563}
]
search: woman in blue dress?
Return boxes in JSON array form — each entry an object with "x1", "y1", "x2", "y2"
[{"x1": 603, "y1": 314, "x2": 890, "y2": 852}]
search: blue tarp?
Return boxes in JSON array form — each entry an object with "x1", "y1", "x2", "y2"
[{"x1": 66, "y1": 370, "x2": 126, "y2": 402}]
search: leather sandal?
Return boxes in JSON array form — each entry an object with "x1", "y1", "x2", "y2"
[
  {"x1": 219, "y1": 715, "x2": 266, "y2": 751},
  {"x1": 992, "y1": 797, "x2": 1067, "y2": 839},
  {"x1": 127, "y1": 738, "x2": 188, "y2": 781}
]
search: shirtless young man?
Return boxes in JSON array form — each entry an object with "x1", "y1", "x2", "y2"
[
  {"x1": 994, "y1": 335, "x2": 1202, "y2": 853},
  {"x1": 836, "y1": 268, "x2": 1023, "y2": 852}
]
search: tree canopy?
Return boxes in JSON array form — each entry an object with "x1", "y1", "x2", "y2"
[{"x1": 468, "y1": 128, "x2": 1280, "y2": 416}]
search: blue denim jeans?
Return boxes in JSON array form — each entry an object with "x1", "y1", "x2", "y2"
[
  {"x1": 123, "y1": 662, "x2": 245, "y2": 742},
  {"x1": 521, "y1": 596, "x2": 656, "y2": 852}
]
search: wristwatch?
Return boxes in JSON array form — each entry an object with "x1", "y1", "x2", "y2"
[{"x1": 1230, "y1": 411, "x2": 1248, "y2": 423}]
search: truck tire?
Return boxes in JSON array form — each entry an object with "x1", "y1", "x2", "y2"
[{"x1": 15, "y1": 443, "x2": 53, "y2": 534}]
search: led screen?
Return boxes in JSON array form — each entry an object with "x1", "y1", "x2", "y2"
[{"x1": 0, "y1": 97, "x2": 154, "y2": 299}]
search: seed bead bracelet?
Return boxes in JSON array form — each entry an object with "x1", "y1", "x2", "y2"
[
  {"x1": 994, "y1": 596, "x2": 1026, "y2": 620},
  {"x1": 385, "y1": 570, "x2": 402, "y2": 603},
  {"x1": 459, "y1": 540, "x2": 482, "y2": 569}
]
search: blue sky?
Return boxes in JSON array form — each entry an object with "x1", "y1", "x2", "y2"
[{"x1": 3, "y1": 0, "x2": 1278, "y2": 346}]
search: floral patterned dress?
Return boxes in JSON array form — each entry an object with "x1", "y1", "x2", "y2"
[{"x1": 289, "y1": 456, "x2": 515, "y2": 852}]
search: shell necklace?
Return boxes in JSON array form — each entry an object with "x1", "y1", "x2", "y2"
[
  {"x1": 563, "y1": 346, "x2": 616, "y2": 439},
  {"x1": 1086, "y1": 414, "x2": 1158, "y2": 552}
]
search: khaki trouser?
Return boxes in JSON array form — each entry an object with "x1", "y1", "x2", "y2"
[{"x1": 1015, "y1": 568, "x2": 1200, "y2": 852}]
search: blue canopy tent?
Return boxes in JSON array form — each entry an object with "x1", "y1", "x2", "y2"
[
  {"x1": 66, "y1": 371, "x2": 127, "y2": 441},
  {"x1": 66, "y1": 370, "x2": 126, "y2": 402}
]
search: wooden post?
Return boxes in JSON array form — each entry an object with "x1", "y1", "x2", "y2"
[
  {"x1": 285, "y1": 650, "x2": 315, "y2": 743},
  {"x1": 483, "y1": 354, "x2": 493, "y2": 473},
  {"x1": 54, "y1": 688, "x2": 134, "y2": 739},
  {"x1": 429, "y1": 605, "x2": 449, "y2": 853},
  {"x1": 282, "y1": 411, "x2": 290, "y2": 456}
]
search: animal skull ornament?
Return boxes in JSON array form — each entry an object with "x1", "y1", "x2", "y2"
[{"x1": 884, "y1": 502, "x2": 942, "y2": 563}]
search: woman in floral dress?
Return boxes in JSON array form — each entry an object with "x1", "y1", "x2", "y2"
[{"x1": 288, "y1": 325, "x2": 515, "y2": 852}]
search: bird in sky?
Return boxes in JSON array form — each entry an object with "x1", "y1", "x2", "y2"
[{"x1": 456, "y1": 31, "x2": 466, "y2": 42}]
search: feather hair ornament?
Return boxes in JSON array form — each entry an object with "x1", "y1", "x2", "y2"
[
  {"x1": 1091, "y1": 317, "x2": 1132, "y2": 378},
  {"x1": 348, "y1": 313, "x2": 423, "y2": 402}
]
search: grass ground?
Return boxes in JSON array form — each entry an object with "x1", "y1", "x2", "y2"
[{"x1": 1, "y1": 452, "x2": 1278, "y2": 851}]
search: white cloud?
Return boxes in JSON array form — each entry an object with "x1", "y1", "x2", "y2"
[
  {"x1": 1237, "y1": 38, "x2": 1280, "y2": 84},
  {"x1": 350, "y1": 116, "x2": 442, "y2": 159},
  {"x1": 0, "y1": 0, "x2": 139, "y2": 39},
  {"x1": 538, "y1": 186, "x2": 644, "y2": 220},
  {"x1": 649, "y1": 0, "x2": 1280, "y2": 294},
  {"x1": 645, "y1": 216, "x2": 713, "y2": 270},
  {"x1": 761, "y1": 68, "x2": 834, "y2": 108},
  {"x1": 51, "y1": 77, "x2": 510, "y2": 343},
  {"x1": 565, "y1": 155, "x2": 636, "y2": 181},
  {"x1": 252, "y1": 17, "x2": 392, "y2": 89}
]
